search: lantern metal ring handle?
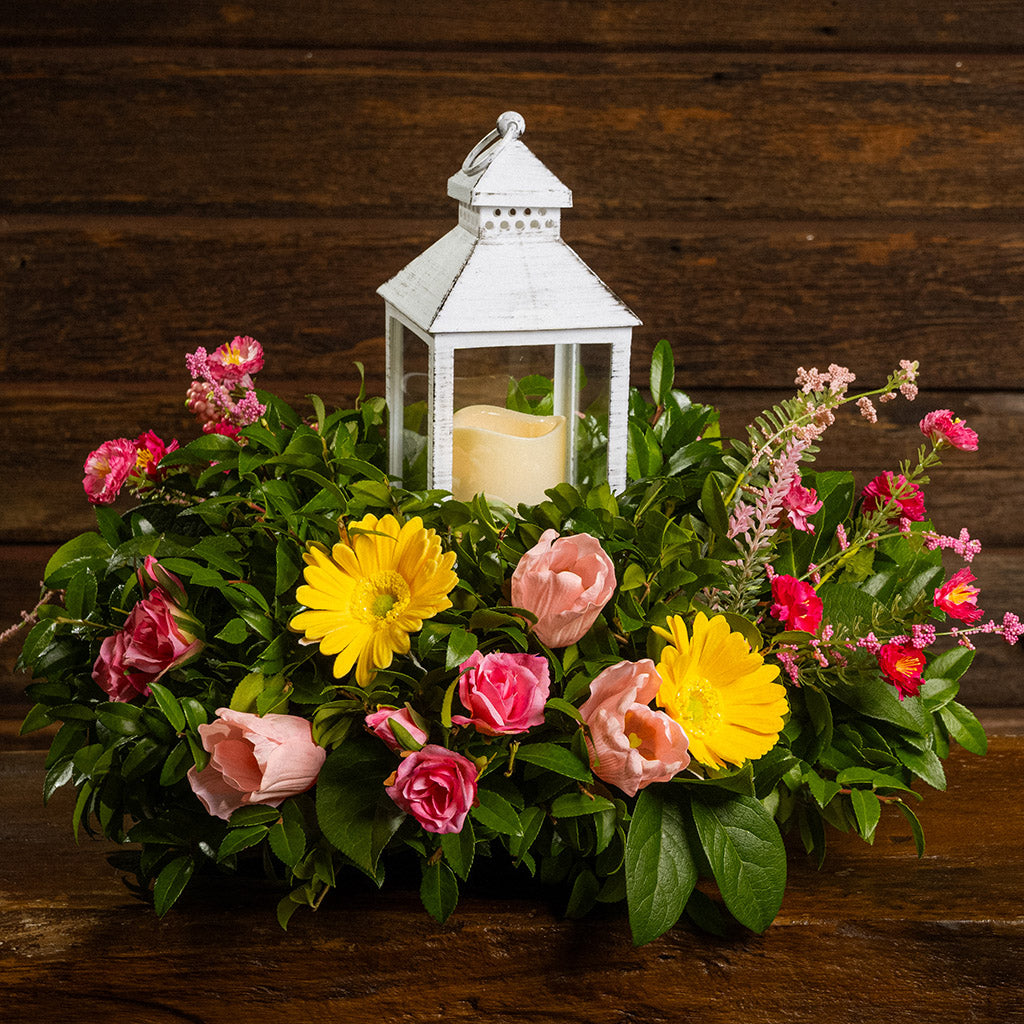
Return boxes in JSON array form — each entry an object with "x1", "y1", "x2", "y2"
[{"x1": 461, "y1": 111, "x2": 526, "y2": 176}]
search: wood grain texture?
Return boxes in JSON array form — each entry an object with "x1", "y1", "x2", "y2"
[
  {"x1": 3, "y1": 50, "x2": 1024, "y2": 221},
  {"x1": 4, "y1": 219, "x2": 1023, "y2": 392},
  {"x1": 2, "y1": 740, "x2": 1023, "y2": 1023},
  {"x1": 2, "y1": 0, "x2": 1024, "y2": 52}
]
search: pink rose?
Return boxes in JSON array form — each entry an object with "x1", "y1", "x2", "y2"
[
  {"x1": 878, "y1": 642, "x2": 926, "y2": 701},
  {"x1": 861, "y1": 471, "x2": 927, "y2": 524},
  {"x1": 920, "y1": 409, "x2": 978, "y2": 452},
  {"x1": 208, "y1": 335, "x2": 264, "y2": 384},
  {"x1": 451, "y1": 650, "x2": 550, "y2": 736},
  {"x1": 187, "y1": 708, "x2": 326, "y2": 820},
  {"x1": 934, "y1": 568, "x2": 984, "y2": 624},
  {"x1": 778, "y1": 479, "x2": 822, "y2": 533},
  {"x1": 138, "y1": 555, "x2": 189, "y2": 606},
  {"x1": 770, "y1": 574, "x2": 823, "y2": 633},
  {"x1": 385, "y1": 745, "x2": 478, "y2": 834},
  {"x1": 82, "y1": 437, "x2": 139, "y2": 505},
  {"x1": 132, "y1": 429, "x2": 179, "y2": 482},
  {"x1": 579, "y1": 660, "x2": 690, "y2": 797},
  {"x1": 511, "y1": 530, "x2": 616, "y2": 648},
  {"x1": 92, "y1": 585, "x2": 203, "y2": 702},
  {"x1": 365, "y1": 705, "x2": 430, "y2": 751}
]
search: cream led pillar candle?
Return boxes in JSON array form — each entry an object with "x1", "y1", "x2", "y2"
[{"x1": 451, "y1": 405, "x2": 567, "y2": 506}]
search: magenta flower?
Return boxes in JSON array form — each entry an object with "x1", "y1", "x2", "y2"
[
  {"x1": 878, "y1": 642, "x2": 926, "y2": 700},
  {"x1": 511, "y1": 530, "x2": 616, "y2": 648},
  {"x1": 385, "y1": 745, "x2": 478, "y2": 834},
  {"x1": 778, "y1": 478, "x2": 823, "y2": 533},
  {"x1": 365, "y1": 705, "x2": 429, "y2": 752},
  {"x1": 132, "y1": 430, "x2": 179, "y2": 482},
  {"x1": 82, "y1": 438, "x2": 139, "y2": 505},
  {"x1": 208, "y1": 335, "x2": 264, "y2": 384},
  {"x1": 770, "y1": 574, "x2": 823, "y2": 633},
  {"x1": 578, "y1": 660, "x2": 689, "y2": 797},
  {"x1": 861, "y1": 471, "x2": 927, "y2": 524},
  {"x1": 934, "y1": 568, "x2": 984, "y2": 624},
  {"x1": 920, "y1": 409, "x2": 978, "y2": 452},
  {"x1": 451, "y1": 650, "x2": 550, "y2": 736},
  {"x1": 187, "y1": 708, "x2": 326, "y2": 820}
]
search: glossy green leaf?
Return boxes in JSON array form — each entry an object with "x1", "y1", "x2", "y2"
[
  {"x1": 420, "y1": 859, "x2": 458, "y2": 924},
  {"x1": 514, "y1": 742, "x2": 592, "y2": 783},
  {"x1": 153, "y1": 855, "x2": 195, "y2": 917}
]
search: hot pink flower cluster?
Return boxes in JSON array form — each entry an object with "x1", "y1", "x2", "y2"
[
  {"x1": 920, "y1": 409, "x2": 978, "y2": 452},
  {"x1": 861, "y1": 471, "x2": 927, "y2": 525},
  {"x1": 769, "y1": 574, "x2": 823, "y2": 633},
  {"x1": 778, "y1": 478, "x2": 822, "y2": 533},
  {"x1": 188, "y1": 708, "x2": 326, "y2": 820},
  {"x1": 82, "y1": 431, "x2": 178, "y2": 505},
  {"x1": 92, "y1": 557, "x2": 203, "y2": 701},
  {"x1": 185, "y1": 335, "x2": 267, "y2": 438}
]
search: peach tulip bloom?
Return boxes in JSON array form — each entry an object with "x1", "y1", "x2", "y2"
[
  {"x1": 511, "y1": 529, "x2": 616, "y2": 648},
  {"x1": 579, "y1": 660, "x2": 690, "y2": 797},
  {"x1": 188, "y1": 708, "x2": 326, "y2": 820}
]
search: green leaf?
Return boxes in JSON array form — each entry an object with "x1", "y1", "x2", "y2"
[
  {"x1": 624, "y1": 788, "x2": 696, "y2": 946},
  {"x1": 270, "y1": 815, "x2": 307, "y2": 868},
  {"x1": 228, "y1": 805, "x2": 283, "y2": 828},
  {"x1": 691, "y1": 794, "x2": 787, "y2": 933},
  {"x1": 939, "y1": 701, "x2": 988, "y2": 756},
  {"x1": 514, "y1": 742, "x2": 592, "y2": 783},
  {"x1": 549, "y1": 791, "x2": 615, "y2": 818},
  {"x1": 471, "y1": 788, "x2": 524, "y2": 837},
  {"x1": 565, "y1": 867, "x2": 601, "y2": 919},
  {"x1": 440, "y1": 818, "x2": 475, "y2": 881},
  {"x1": 216, "y1": 617, "x2": 251, "y2": 645},
  {"x1": 849, "y1": 788, "x2": 882, "y2": 843},
  {"x1": 445, "y1": 628, "x2": 478, "y2": 670},
  {"x1": 316, "y1": 735, "x2": 398, "y2": 880},
  {"x1": 64, "y1": 568, "x2": 98, "y2": 620},
  {"x1": 44, "y1": 532, "x2": 111, "y2": 586},
  {"x1": 700, "y1": 475, "x2": 730, "y2": 539},
  {"x1": 925, "y1": 647, "x2": 975, "y2": 684},
  {"x1": 148, "y1": 681, "x2": 186, "y2": 733},
  {"x1": 650, "y1": 338, "x2": 675, "y2": 406},
  {"x1": 153, "y1": 855, "x2": 195, "y2": 917},
  {"x1": 219, "y1": 825, "x2": 270, "y2": 859},
  {"x1": 420, "y1": 859, "x2": 459, "y2": 924},
  {"x1": 899, "y1": 745, "x2": 946, "y2": 791},
  {"x1": 895, "y1": 799, "x2": 926, "y2": 856}
]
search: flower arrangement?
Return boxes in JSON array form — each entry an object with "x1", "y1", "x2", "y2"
[{"x1": 12, "y1": 336, "x2": 1020, "y2": 945}]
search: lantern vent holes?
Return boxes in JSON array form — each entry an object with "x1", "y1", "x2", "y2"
[{"x1": 469, "y1": 204, "x2": 560, "y2": 238}]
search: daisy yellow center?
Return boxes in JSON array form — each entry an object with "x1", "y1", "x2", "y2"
[
  {"x1": 354, "y1": 570, "x2": 410, "y2": 624},
  {"x1": 684, "y1": 678, "x2": 723, "y2": 730}
]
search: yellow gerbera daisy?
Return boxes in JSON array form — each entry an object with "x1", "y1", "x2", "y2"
[
  {"x1": 654, "y1": 612, "x2": 788, "y2": 771},
  {"x1": 289, "y1": 513, "x2": 458, "y2": 685}
]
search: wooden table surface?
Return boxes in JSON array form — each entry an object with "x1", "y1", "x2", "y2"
[{"x1": 3, "y1": 727, "x2": 1023, "y2": 1024}]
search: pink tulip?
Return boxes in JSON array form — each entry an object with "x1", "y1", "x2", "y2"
[
  {"x1": 385, "y1": 745, "x2": 478, "y2": 834},
  {"x1": 187, "y1": 708, "x2": 326, "y2": 820},
  {"x1": 578, "y1": 660, "x2": 690, "y2": 797},
  {"x1": 365, "y1": 705, "x2": 430, "y2": 751},
  {"x1": 511, "y1": 529, "x2": 616, "y2": 648},
  {"x1": 451, "y1": 650, "x2": 550, "y2": 736}
]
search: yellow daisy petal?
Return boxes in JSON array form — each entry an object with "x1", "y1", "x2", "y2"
[
  {"x1": 289, "y1": 513, "x2": 458, "y2": 686},
  {"x1": 656, "y1": 612, "x2": 788, "y2": 770}
]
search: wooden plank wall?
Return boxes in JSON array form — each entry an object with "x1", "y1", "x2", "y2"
[{"x1": 2, "y1": 2, "x2": 1023, "y2": 744}]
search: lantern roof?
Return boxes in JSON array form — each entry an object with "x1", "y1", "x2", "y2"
[{"x1": 377, "y1": 112, "x2": 640, "y2": 336}]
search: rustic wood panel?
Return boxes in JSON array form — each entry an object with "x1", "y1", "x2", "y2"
[
  {"x1": 3, "y1": 51, "x2": 1024, "y2": 221},
  {"x1": 4, "y1": 220, "x2": 1023, "y2": 392},
  {"x1": 2, "y1": 739, "x2": 1023, "y2": 1022},
  {"x1": 2, "y1": 1, "x2": 1024, "y2": 52}
]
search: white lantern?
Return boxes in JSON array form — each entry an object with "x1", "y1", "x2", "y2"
[{"x1": 377, "y1": 111, "x2": 640, "y2": 505}]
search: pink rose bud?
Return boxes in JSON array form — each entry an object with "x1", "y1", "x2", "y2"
[
  {"x1": 578, "y1": 660, "x2": 690, "y2": 797},
  {"x1": 187, "y1": 708, "x2": 326, "y2": 820},
  {"x1": 92, "y1": 590, "x2": 204, "y2": 702},
  {"x1": 365, "y1": 705, "x2": 429, "y2": 751},
  {"x1": 138, "y1": 555, "x2": 189, "y2": 607},
  {"x1": 82, "y1": 437, "x2": 139, "y2": 505},
  {"x1": 385, "y1": 744, "x2": 478, "y2": 834},
  {"x1": 769, "y1": 574, "x2": 824, "y2": 633},
  {"x1": 451, "y1": 650, "x2": 550, "y2": 736},
  {"x1": 511, "y1": 529, "x2": 616, "y2": 648}
]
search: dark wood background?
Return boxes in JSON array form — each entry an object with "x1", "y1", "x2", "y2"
[{"x1": 3, "y1": 1, "x2": 1023, "y2": 743}]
